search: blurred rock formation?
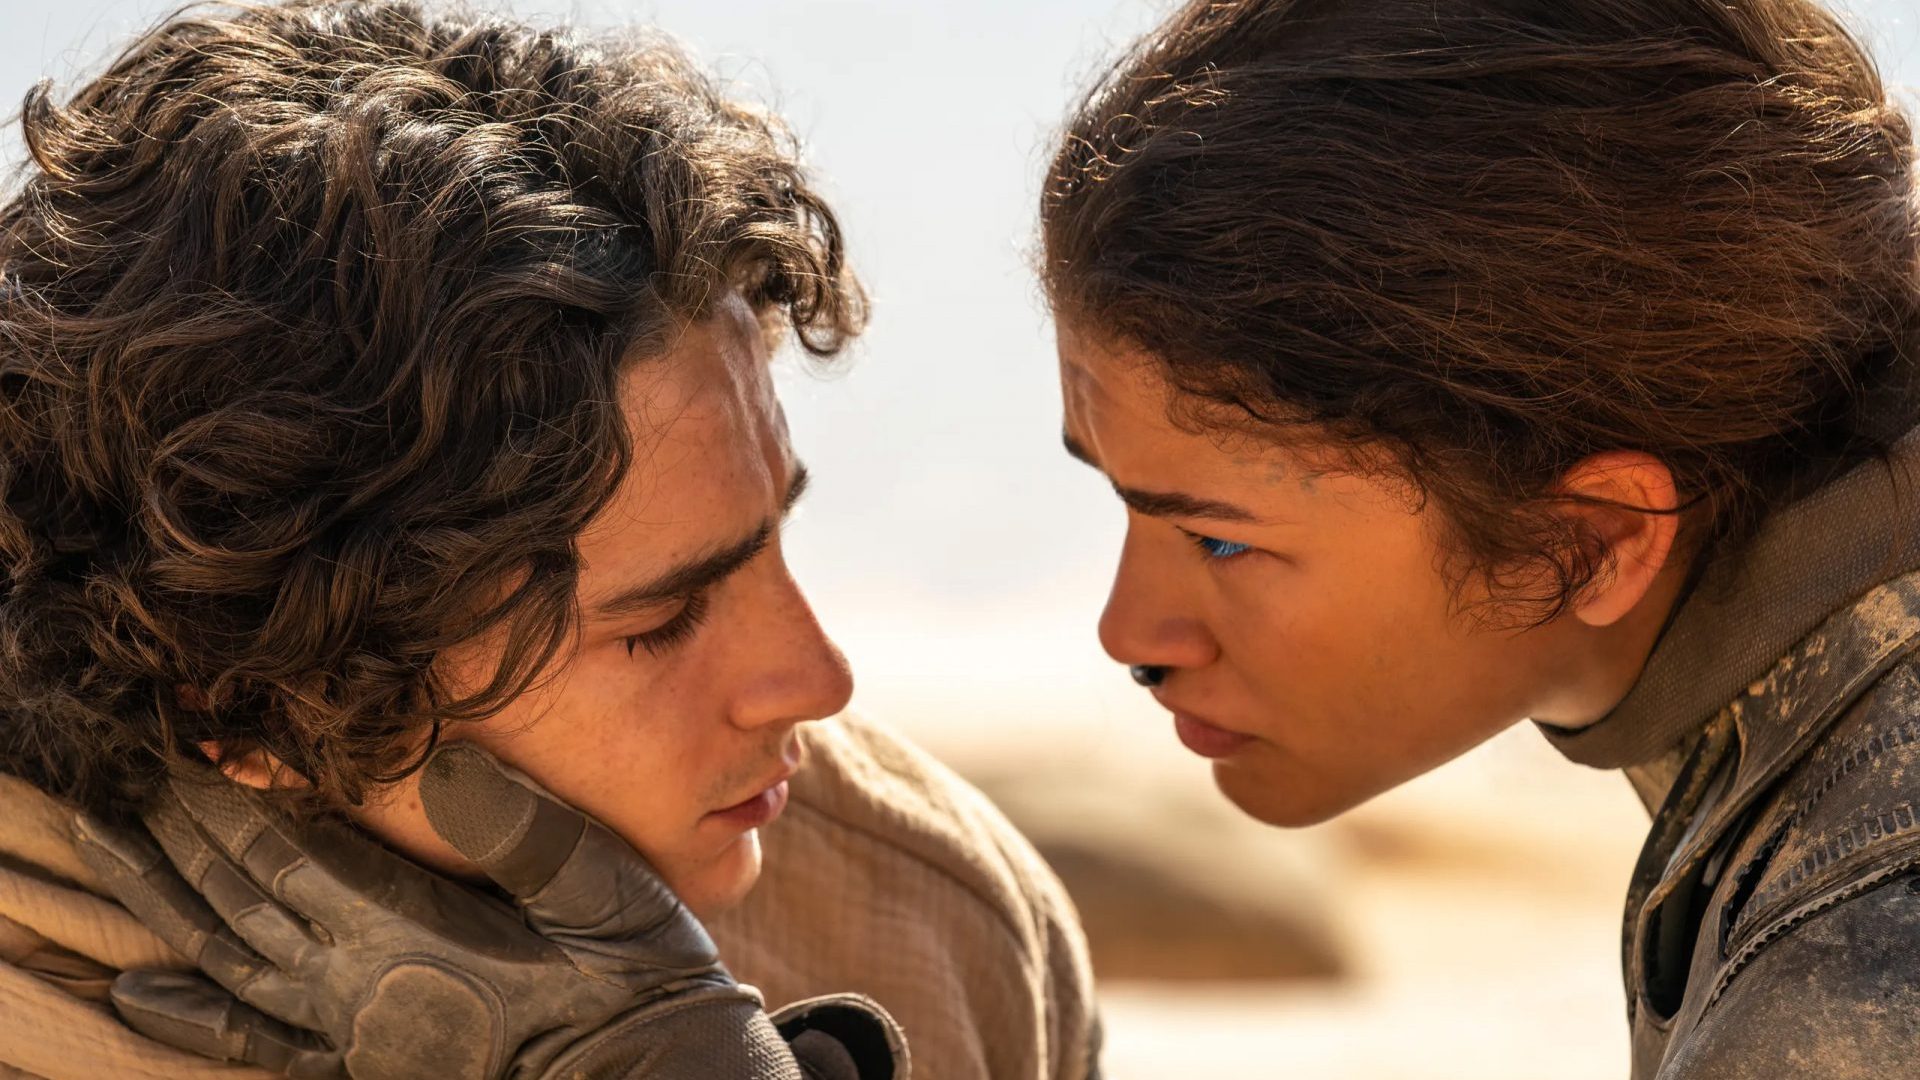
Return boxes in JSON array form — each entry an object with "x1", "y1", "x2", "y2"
[{"x1": 970, "y1": 764, "x2": 1347, "y2": 982}]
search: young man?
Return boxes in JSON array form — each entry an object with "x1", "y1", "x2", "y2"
[
  {"x1": 0, "y1": 2, "x2": 1096, "y2": 1077},
  {"x1": 1043, "y1": 0, "x2": 1920, "y2": 1074}
]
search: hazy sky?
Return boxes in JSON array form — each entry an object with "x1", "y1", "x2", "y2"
[{"x1": 4, "y1": 0, "x2": 1917, "y2": 744}]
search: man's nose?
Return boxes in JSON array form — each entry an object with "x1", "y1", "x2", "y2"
[{"x1": 730, "y1": 558, "x2": 854, "y2": 731}]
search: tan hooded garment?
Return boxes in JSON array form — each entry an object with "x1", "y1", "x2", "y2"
[{"x1": 0, "y1": 712, "x2": 1099, "y2": 1080}]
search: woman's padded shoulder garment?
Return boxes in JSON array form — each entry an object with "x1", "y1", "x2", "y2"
[{"x1": 1623, "y1": 571, "x2": 1920, "y2": 1078}]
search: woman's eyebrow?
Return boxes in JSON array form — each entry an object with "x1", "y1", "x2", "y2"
[
  {"x1": 590, "y1": 462, "x2": 810, "y2": 618},
  {"x1": 1061, "y1": 430, "x2": 1262, "y2": 523}
]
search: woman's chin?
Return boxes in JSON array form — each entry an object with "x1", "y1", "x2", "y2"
[{"x1": 1213, "y1": 757, "x2": 1360, "y2": 828}]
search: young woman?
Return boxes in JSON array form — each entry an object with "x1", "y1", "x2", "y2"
[{"x1": 1043, "y1": 0, "x2": 1920, "y2": 1073}]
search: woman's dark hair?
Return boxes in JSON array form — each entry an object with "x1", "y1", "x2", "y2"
[
  {"x1": 1042, "y1": 0, "x2": 1920, "y2": 617},
  {"x1": 0, "y1": 0, "x2": 862, "y2": 812}
]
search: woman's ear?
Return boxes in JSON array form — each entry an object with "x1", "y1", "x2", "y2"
[
  {"x1": 195, "y1": 740, "x2": 309, "y2": 791},
  {"x1": 1554, "y1": 451, "x2": 1683, "y2": 629}
]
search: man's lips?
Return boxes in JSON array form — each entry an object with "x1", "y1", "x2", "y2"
[{"x1": 705, "y1": 767, "x2": 797, "y2": 830}]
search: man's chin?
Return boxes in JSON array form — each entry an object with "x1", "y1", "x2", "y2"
[{"x1": 673, "y1": 827, "x2": 766, "y2": 920}]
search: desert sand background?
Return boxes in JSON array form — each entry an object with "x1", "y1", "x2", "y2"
[{"x1": 6, "y1": 1, "x2": 1917, "y2": 1076}]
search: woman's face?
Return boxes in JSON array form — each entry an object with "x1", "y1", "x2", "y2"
[{"x1": 1057, "y1": 322, "x2": 1670, "y2": 826}]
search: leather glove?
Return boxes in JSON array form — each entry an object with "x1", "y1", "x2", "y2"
[{"x1": 70, "y1": 743, "x2": 908, "y2": 1080}]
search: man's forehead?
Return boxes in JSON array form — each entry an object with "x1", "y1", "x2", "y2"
[
  {"x1": 630, "y1": 299, "x2": 777, "y2": 424},
  {"x1": 576, "y1": 302, "x2": 792, "y2": 586}
]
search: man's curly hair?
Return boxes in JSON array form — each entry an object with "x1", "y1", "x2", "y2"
[{"x1": 0, "y1": 0, "x2": 863, "y2": 813}]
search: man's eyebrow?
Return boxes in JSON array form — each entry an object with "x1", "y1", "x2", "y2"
[
  {"x1": 1061, "y1": 430, "x2": 1262, "y2": 524},
  {"x1": 591, "y1": 462, "x2": 810, "y2": 618}
]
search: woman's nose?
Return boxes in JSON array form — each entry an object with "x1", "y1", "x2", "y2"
[{"x1": 1097, "y1": 524, "x2": 1219, "y2": 676}]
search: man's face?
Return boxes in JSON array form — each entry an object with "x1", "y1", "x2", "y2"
[
  {"x1": 1058, "y1": 323, "x2": 1590, "y2": 827},
  {"x1": 353, "y1": 294, "x2": 851, "y2": 916}
]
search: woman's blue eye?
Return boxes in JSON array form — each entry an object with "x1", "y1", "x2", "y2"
[{"x1": 1191, "y1": 534, "x2": 1252, "y2": 560}]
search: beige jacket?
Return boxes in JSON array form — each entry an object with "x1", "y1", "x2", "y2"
[{"x1": 0, "y1": 712, "x2": 1099, "y2": 1080}]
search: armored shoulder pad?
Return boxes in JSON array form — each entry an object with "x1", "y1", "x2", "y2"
[
  {"x1": 1660, "y1": 870, "x2": 1920, "y2": 1078},
  {"x1": 1715, "y1": 657, "x2": 1920, "y2": 995}
]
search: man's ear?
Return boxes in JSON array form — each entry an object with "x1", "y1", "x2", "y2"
[
  {"x1": 195, "y1": 740, "x2": 309, "y2": 791},
  {"x1": 1554, "y1": 451, "x2": 1683, "y2": 629}
]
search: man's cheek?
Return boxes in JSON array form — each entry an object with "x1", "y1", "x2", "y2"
[{"x1": 348, "y1": 778, "x2": 484, "y2": 882}]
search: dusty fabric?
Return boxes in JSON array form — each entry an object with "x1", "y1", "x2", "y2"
[
  {"x1": 1615, "y1": 570, "x2": 1920, "y2": 1077},
  {"x1": 1527, "y1": 393, "x2": 1920, "y2": 1072},
  {"x1": 1539, "y1": 424, "x2": 1920, "y2": 771},
  {"x1": 0, "y1": 773, "x2": 271, "y2": 1080},
  {"x1": 0, "y1": 713, "x2": 1096, "y2": 1080}
]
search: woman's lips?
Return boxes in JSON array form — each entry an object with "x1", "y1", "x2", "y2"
[
  {"x1": 1173, "y1": 711, "x2": 1256, "y2": 759},
  {"x1": 706, "y1": 779, "x2": 790, "y2": 831}
]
